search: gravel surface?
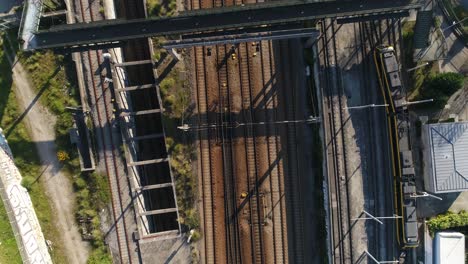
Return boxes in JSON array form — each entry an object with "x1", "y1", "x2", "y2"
[{"x1": 8, "y1": 56, "x2": 91, "y2": 264}]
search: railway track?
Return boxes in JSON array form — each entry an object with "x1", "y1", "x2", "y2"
[
  {"x1": 193, "y1": 46, "x2": 217, "y2": 264},
  {"x1": 261, "y1": 40, "x2": 288, "y2": 264},
  {"x1": 75, "y1": 0, "x2": 135, "y2": 262},
  {"x1": 190, "y1": 0, "x2": 294, "y2": 263},
  {"x1": 239, "y1": 42, "x2": 265, "y2": 264},
  {"x1": 366, "y1": 19, "x2": 401, "y2": 259},
  {"x1": 320, "y1": 18, "x2": 353, "y2": 264}
]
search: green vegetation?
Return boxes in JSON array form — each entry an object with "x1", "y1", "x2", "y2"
[
  {"x1": 427, "y1": 210, "x2": 468, "y2": 235},
  {"x1": 166, "y1": 137, "x2": 199, "y2": 230},
  {"x1": 74, "y1": 172, "x2": 112, "y2": 264},
  {"x1": 17, "y1": 49, "x2": 113, "y2": 263},
  {"x1": 18, "y1": 50, "x2": 81, "y2": 172},
  {"x1": 0, "y1": 203, "x2": 21, "y2": 264},
  {"x1": 147, "y1": 0, "x2": 177, "y2": 17},
  {"x1": 2, "y1": 30, "x2": 113, "y2": 262},
  {"x1": 159, "y1": 66, "x2": 199, "y2": 230},
  {"x1": 0, "y1": 41, "x2": 21, "y2": 261},
  {"x1": 401, "y1": 21, "x2": 436, "y2": 101},
  {"x1": 0, "y1": 35, "x2": 67, "y2": 263},
  {"x1": 420, "y1": 72, "x2": 465, "y2": 107},
  {"x1": 443, "y1": 0, "x2": 468, "y2": 32},
  {"x1": 152, "y1": 36, "x2": 199, "y2": 247},
  {"x1": 400, "y1": 21, "x2": 463, "y2": 108}
]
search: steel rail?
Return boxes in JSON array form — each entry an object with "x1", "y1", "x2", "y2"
[
  {"x1": 193, "y1": 45, "x2": 216, "y2": 264},
  {"x1": 267, "y1": 39, "x2": 288, "y2": 264},
  {"x1": 76, "y1": 0, "x2": 133, "y2": 261}
]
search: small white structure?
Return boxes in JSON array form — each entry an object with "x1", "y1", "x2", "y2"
[
  {"x1": 422, "y1": 122, "x2": 468, "y2": 193},
  {"x1": 434, "y1": 232, "x2": 465, "y2": 264}
]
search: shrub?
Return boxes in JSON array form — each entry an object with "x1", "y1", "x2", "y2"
[
  {"x1": 190, "y1": 230, "x2": 201, "y2": 242},
  {"x1": 87, "y1": 247, "x2": 112, "y2": 264},
  {"x1": 427, "y1": 211, "x2": 468, "y2": 235},
  {"x1": 57, "y1": 150, "x2": 69, "y2": 161},
  {"x1": 21, "y1": 176, "x2": 36, "y2": 190},
  {"x1": 160, "y1": 77, "x2": 175, "y2": 95},
  {"x1": 421, "y1": 72, "x2": 465, "y2": 106},
  {"x1": 74, "y1": 177, "x2": 87, "y2": 189}
]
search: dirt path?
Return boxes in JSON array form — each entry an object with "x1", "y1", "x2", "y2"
[{"x1": 6, "y1": 53, "x2": 90, "y2": 263}]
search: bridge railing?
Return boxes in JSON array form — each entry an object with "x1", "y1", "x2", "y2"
[{"x1": 18, "y1": 0, "x2": 43, "y2": 50}]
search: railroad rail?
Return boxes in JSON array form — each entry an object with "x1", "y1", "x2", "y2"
[
  {"x1": 358, "y1": 18, "x2": 400, "y2": 261},
  {"x1": 23, "y1": 0, "x2": 422, "y2": 50},
  {"x1": 75, "y1": 0, "x2": 137, "y2": 262},
  {"x1": 320, "y1": 18, "x2": 353, "y2": 264},
  {"x1": 189, "y1": 0, "x2": 295, "y2": 263}
]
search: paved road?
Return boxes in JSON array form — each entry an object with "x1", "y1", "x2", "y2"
[{"x1": 29, "y1": 0, "x2": 420, "y2": 49}]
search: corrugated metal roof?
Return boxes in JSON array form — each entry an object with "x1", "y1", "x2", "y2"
[{"x1": 427, "y1": 122, "x2": 468, "y2": 192}]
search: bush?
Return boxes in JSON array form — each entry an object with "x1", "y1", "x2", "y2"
[
  {"x1": 427, "y1": 211, "x2": 468, "y2": 235},
  {"x1": 160, "y1": 77, "x2": 175, "y2": 96},
  {"x1": 87, "y1": 247, "x2": 112, "y2": 264},
  {"x1": 74, "y1": 177, "x2": 87, "y2": 189},
  {"x1": 190, "y1": 230, "x2": 201, "y2": 242},
  {"x1": 421, "y1": 72, "x2": 465, "y2": 106},
  {"x1": 21, "y1": 176, "x2": 35, "y2": 190}
]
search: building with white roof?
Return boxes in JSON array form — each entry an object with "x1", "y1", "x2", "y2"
[
  {"x1": 434, "y1": 232, "x2": 465, "y2": 264},
  {"x1": 422, "y1": 121, "x2": 468, "y2": 193}
]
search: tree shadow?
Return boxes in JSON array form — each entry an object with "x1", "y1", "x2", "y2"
[
  {"x1": 5, "y1": 66, "x2": 61, "y2": 137},
  {"x1": 0, "y1": 44, "x2": 14, "y2": 124}
]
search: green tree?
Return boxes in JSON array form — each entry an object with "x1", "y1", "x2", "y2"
[{"x1": 422, "y1": 72, "x2": 465, "y2": 106}]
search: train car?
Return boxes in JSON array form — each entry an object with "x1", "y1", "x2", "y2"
[
  {"x1": 375, "y1": 45, "x2": 404, "y2": 101},
  {"x1": 402, "y1": 182, "x2": 419, "y2": 248},
  {"x1": 374, "y1": 46, "x2": 419, "y2": 249}
]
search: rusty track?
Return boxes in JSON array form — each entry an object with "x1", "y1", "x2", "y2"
[{"x1": 76, "y1": 0, "x2": 133, "y2": 262}]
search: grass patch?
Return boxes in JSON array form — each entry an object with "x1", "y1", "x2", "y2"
[
  {"x1": 147, "y1": 0, "x2": 177, "y2": 17},
  {"x1": 153, "y1": 38, "x2": 199, "y2": 236},
  {"x1": 17, "y1": 49, "x2": 114, "y2": 263},
  {"x1": 0, "y1": 36, "x2": 67, "y2": 263},
  {"x1": 17, "y1": 49, "x2": 81, "y2": 173},
  {"x1": 0, "y1": 203, "x2": 21, "y2": 264},
  {"x1": 400, "y1": 21, "x2": 440, "y2": 103},
  {"x1": 0, "y1": 37, "x2": 25, "y2": 264},
  {"x1": 74, "y1": 172, "x2": 112, "y2": 264},
  {"x1": 5, "y1": 30, "x2": 112, "y2": 262}
]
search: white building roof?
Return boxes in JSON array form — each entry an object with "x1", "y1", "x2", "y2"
[
  {"x1": 434, "y1": 232, "x2": 465, "y2": 264},
  {"x1": 426, "y1": 122, "x2": 468, "y2": 193}
]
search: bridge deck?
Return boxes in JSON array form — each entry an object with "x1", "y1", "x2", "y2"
[{"x1": 26, "y1": 0, "x2": 421, "y2": 50}]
